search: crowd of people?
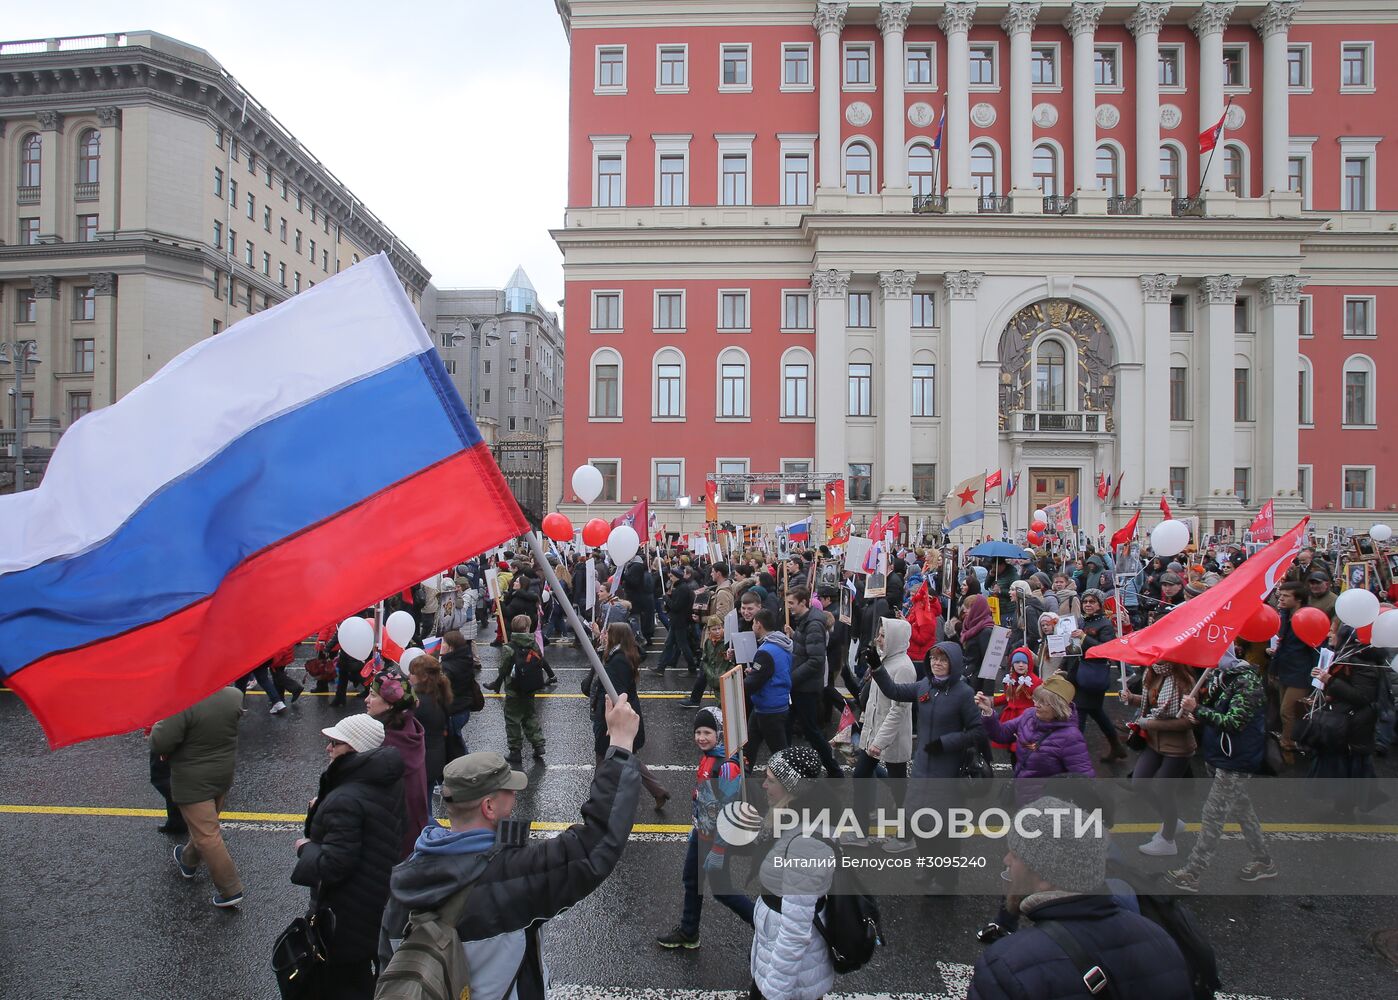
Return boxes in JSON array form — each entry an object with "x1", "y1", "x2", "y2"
[{"x1": 142, "y1": 529, "x2": 1396, "y2": 999}]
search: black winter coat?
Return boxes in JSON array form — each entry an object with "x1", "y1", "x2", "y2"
[
  {"x1": 970, "y1": 893, "x2": 1192, "y2": 1000},
  {"x1": 1324, "y1": 658, "x2": 1384, "y2": 754},
  {"x1": 788, "y1": 609, "x2": 829, "y2": 693},
  {"x1": 504, "y1": 588, "x2": 541, "y2": 631},
  {"x1": 441, "y1": 648, "x2": 480, "y2": 716},
  {"x1": 292, "y1": 747, "x2": 405, "y2": 962},
  {"x1": 584, "y1": 648, "x2": 647, "y2": 755},
  {"x1": 414, "y1": 690, "x2": 450, "y2": 789}
]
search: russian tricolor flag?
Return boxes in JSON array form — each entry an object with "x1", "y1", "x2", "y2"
[
  {"x1": 0, "y1": 255, "x2": 527, "y2": 748},
  {"x1": 785, "y1": 518, "x2": 811, "y2": 544}
]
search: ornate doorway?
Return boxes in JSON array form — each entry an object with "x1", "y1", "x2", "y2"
[{"x1": 1028, "y1": 468, "x2": 1079, "y2": 512}]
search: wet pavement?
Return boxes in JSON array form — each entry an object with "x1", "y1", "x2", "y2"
[{"x1": 2, "y1": 639, "x2": 1396, "y2": 999}]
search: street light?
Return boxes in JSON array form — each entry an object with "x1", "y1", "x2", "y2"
[
  {"x1": 0, "y1": 339, "x2": 40, "y2": 493},
  {"x1": 466, "y1": 318, "x2": 501, "y2": 417}
]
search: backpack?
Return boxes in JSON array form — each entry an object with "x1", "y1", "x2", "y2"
[
  {"x1": 374, "y1": 881, "x2": 475, "y2": 1000},
  {"x1": 812, "y1": 844, "x2": 884, "y2": 974},
  {"x1": 1108, "y1": 860, "x2": 1221, "y2": 1000},
  {"x1": 513, "y1": 647, "x2": 548, "y2": 694}
]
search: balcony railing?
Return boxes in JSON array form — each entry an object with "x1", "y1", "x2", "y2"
[
  {"x1": 74, "y1": 181, "x2": 99, "y2": 202},
  {"x1": 1018, "y1": 411, "x2": 1102, "y2": 433},
  {"x1": 1108, "y1": 195, "x2": 1142, "y2": 216},
  {"x1": 17, "y1": 186, "x2": 39, "y2": 205},
  {"x1": 912, "y1": 193, "x2": 948, "y2": 214},
  {"x1": 1043, "y1": 195, "x2": 1078, "y2": 215},
  {"x1": 1172, "y1": 196, "x2": 1207, "y2": 217},
  {"x1": 978, "y1": 195, "x2": 1011, "y2": 214}
]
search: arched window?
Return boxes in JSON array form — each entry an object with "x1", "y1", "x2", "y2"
[
  {"x1": 1035, "y1": 338, "x2": 1067, "y2": 411},
  {"x1": 1342, "y1": 355, "x2": 1375, "y2": 426},
  {"x1": 908, "y1": 142, "x2": 935, "y2": 196},
  {"x1": 78, "y1": 128, "x2": 100, "y2": 184},
  {"x1": 781, "y1": 347, "x2": 813, "y2": 418},
  {"x1": 1033, "y1": 143, "x2": 1058, "y2": 196},
  {"x1": 1160, "y1": 144, "x2": 1182, "y2": 195},
  {"x1": 718, "y1": 347, "x2": 750, "y2": 418},
  {"x1": 971, "y1": 142, "x2": 997, "y2": 196},
  {"x1": 1298, "y1": 355, "x2": 1313, "y2": 425},
  {"x1": 20, "y1": 133, "x2": 41, "y2": 188},
  {"x1": 844, "y1": 141, "x2": 872, "y2": 194},
  {"x1": 653, "y1": 348, "x2": 685, "y2": 419},
  {"x1": 590, "y1": 348, "x2": 622, "y2": 418},
  {"x1": 1096, "y1": 144, "x2": 1121, "y2": 198},
  {"x1": 1223, "y1": 143, "x2": 1245, "y2": 196}
]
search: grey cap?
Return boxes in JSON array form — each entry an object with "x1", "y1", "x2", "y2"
[
  {"x1": 1009, "y1": 795, "x2": 1108, "y2": 893},
  {"x1": 441, "y1": 752, "x2": 527, "y2": 803}
]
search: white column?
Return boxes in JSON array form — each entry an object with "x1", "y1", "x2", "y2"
[
  {"x1": 813, "y1": 269, "x2": 852, "y2": 480},
  {"x1": 879, "y1": 3, "x2": 912, "y2": 190},
  {"x1": 1258, "y1": 276, "x2": 1305, "y2": 505},
  {"x1": 1196, "y1": 275, "x2": 1244, "y2": 505},
  {"x1": 36, "y1": 111, "x2": 64, "y2": 240},
  {"x1": 91, "y1": 273, "x2": 118, "y2": 408},
  {"x1": 1191, "y1": 3, "x2": 1236, "y2": 194},
  {"x1": 940, "y1": 2, "x2": 977, "y2": 192},
  {"x1": 1255, "y1": 1, "x2": 1300, "y2": 194},
  {"x1": 95, "y1": 106, "x2": 122, "y2": 234},
  {"x1": 1003, "y1": 3, "x2": 1040, "y2": 193},
  {"x1": 942, "y1": 270, "x2": 984, "y2": 484},
  {"x1": 814, "y1": 3, "x2": 849, "y2": 190},
  {"x1": 878, "y1": 269, "x2": 917, "y2": 500},
  {"x1": 30, "y1": 275, "x2": 60, "y2": 446},
  {"x1": 1139, "y1": 274, "x2": 1178, "y2": 498},
  {"x1": 1067, "y1": 3, "x2": 1104, "y2": 192},
  {"x1": 1128, "y1": 4, "x2": 1171, "y2": 194}
]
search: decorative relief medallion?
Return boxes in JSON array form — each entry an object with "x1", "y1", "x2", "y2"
[
  {"x1": 1095, "y1": 104, "x2": 1120, "y2": 129},
  {"x1": 846, "y1": 101, "x2": 873, "y2": 127},
  {"x1": 1224, "y1": 104, "x2": 1245, "y2": 130},
  {"x1": 1032, "y1": 103, "x2": 1059, "y2": 128},
  {"x1": 908, "y1": 102, "x2": 936, "y2": 128},
  {"x1": 1159, "y1": 104, "x2": 1182, "y2": 130},
  {"x1": 971, "y1": 102, "x2": 997, "y2": 127}
]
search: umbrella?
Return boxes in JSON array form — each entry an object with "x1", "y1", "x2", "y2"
[{"x1": 966, "y1": 541, "x2": 1032, "y2": 560}]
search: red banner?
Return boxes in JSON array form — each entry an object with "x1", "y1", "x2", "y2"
[
  {"x1": 1087, "y1": 517, "x2": 1309, "y2": 667},
  {"x1": 825, "y1": 479, "x2": 846, "y2": 541},
  {"x1": 611, "y1": 498, "x2": 649, "y2": 533},
  {"x1": 705, "y1": 481, "x2": 718, "y2": 523},
  {"x1": 984, "y1": 469, "x2": 1003, "y2": 490},
  {"x1": 1249, "y1": 499, "x2": 1275, "y2": 542}
]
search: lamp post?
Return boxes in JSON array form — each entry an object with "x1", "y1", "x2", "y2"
[
  {"x1": 0, "y1": 339, "x2": 40, "y2": 493},
  {"x1": 467, "y1": 318, "x2": 501, "y2": 416}
]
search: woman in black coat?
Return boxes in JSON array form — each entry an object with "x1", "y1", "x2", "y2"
[
  {"x1": 503, "y1": 574, "x2": 542, "y2": 632},
  {"x1": 292, "y1": 719, "x2": 404, "y2": 999},
  {"x1": 585, "y1": 623, "x2": 670, "y2": 809},
  {"x1": 1309, "y1": 625, "x2": 1388, "y2": 816}
]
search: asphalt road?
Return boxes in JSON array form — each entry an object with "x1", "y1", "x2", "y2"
[{"x1": 2, "y1": 640, "x2": 1396, "y2": 999}]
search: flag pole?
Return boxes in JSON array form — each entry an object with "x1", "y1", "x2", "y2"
[
  {"x1": 528, "y1": 531, "x2": 619, "y2": 701},
  {"x1": 1195, "y1": 95, "x2": 1234, "y2": 201}
]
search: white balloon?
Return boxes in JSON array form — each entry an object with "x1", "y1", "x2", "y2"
[
  {"x1": 1032, "y1": 509, "x2": 1048, "y2": 523},
  {"x1": 1370, "y1": 523, "x2": 1393, "y2": 543},
  {"x1": 385, "y1": 610, "x2": 416, "y2": 649},
  {"x1": 399, "y1": 647, "x2": 424, "y2": 670},
  {"x1": 1336, "y1": 588, "x2": 1381, "y2": 629},
  {"x1": 337, "y1": 617, "x2": 375, "y2": 661},
  {"x1": 572, "y1": 464, "x2": 604, "y2": 505},
  {"x1": 607, "y1": 524, "x2": 640, "y2": 565},
  {"x1": 1371, "y1": 609, "x2": 1398, "y2": 649},
  {"x1": 1151, "y1": 519, "x2": 1190, "y2": 558}
]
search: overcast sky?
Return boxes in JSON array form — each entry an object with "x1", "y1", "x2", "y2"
[{"x1": 7, "y1": 0, "x2": 571, "y2": 313}]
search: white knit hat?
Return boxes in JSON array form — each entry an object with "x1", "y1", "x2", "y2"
[{"x1": 321, "y1": 714, "x2": 385, "y2": 754}]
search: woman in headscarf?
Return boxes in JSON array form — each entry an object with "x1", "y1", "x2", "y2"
[
  {"x1": 365, "y1": 670, "x2": 428, "y2": 859},
  {"x1": 952, "y1": 594, "x2": 996, "y2": 693}
]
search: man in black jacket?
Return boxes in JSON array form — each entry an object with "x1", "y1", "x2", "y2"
[
  {"x1": 622, "y1": 556, "x2": 656, "y2": 644},
  {"x1": 379, "y1": 697, "x2": 642, "y2": 1000},
  {"x1": 784, "y1": 587, "x2": 842, "y2": 777},
  {"x1": 1271, "y1": 582, "x2": 1319, "y2": 763},
  {"x1": 654, "y1": 567, "x2": 698, "y2": 674}
]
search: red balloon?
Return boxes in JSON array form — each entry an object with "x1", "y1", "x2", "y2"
[
  {"x1": 582, "y1": 517, "x2": 611, "y2": 547},
  {"x1": 1291, "y1": 606, "x2": 1331, "y2": 649},
  {"x1": 542, "y1": 512, "x2": 574, "y2": 543},
  {"x1": 1031, "y1": 517, "x2": 1047, "y2": 531},
  {"x1": 1026, "y1": 531, "x2": 1044, "y2": 546},
  {"x1": 1238, "y1": 603, "x2": 1280, "y2": 643}
]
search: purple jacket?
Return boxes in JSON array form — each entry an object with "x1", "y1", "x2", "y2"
[{"x1": 982, "y1": 710, "x2": 1094, "y2": 803}]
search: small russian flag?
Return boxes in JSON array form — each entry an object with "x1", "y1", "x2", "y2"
[{"x1": 785, "y1": 517, "x2": 811, "y2": 544}]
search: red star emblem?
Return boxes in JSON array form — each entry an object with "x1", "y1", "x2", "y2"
[{"x1": 957, "y1": 486, "x2": 979, "y2": 507}]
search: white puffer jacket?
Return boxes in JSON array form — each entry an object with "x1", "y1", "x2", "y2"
[
  {"x1": 860, "y1": 617, "x2": 915, "y2": 763},
  {"x1": 750, "y1": 832, "x2": 836, "y2": 1000}
]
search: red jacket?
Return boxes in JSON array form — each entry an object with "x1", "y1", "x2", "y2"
[{"x1": 991, "y1": 647, "x2": 1041, "y2": 749}]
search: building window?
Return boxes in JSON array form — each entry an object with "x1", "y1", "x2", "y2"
[
  {"x1": 1343, "y1": 468, "x2": 1372, "y2": 510},
  {"x1": 1287, "y1": 156, "x2": 1307, "y2": 202},
  {"x1": 912, "y1": 464, "x2": 936, "y2": 502},
  {"x1": 783, "y1": 44, "x2": 812, "y2": 89},
  {"x1": 783, "y1": 361, "x2": 811, "y2": 418},
  {"x1": 1158, "y1": 46, "x2": 1182, "y2": 87},
  {"x1": 1169, "y1": 295, "x2": 1190, "y2": 332},
  {"x1": 1298, "y1": 296, "x2": 1312, "y2": 337},
  {"x1": 1223, "y1": 145, "x2": 1245, "y2": 196},
  {"x1": 655, "y1": 461, "x2": 682, "y2": 502},
  {"x1": 75, "y1": 287, "x2": 95, "y2": 323},
  {"x1": 711, "y1": 290, "x2": 744, "y2": 331},
  {"x1": 1234, "y1": 468, "x2": 1250, "y2": 504},
  {"x1": 1287, "y1": 45, "x2": 1309, "y2": 88},
  {"x1": 229, "y1": 178, "x2": 237, "y2": 210},
  {"x1": 1234, "y1": 298, "x2": 1250, "y2": 335},
  {"x1": 77, "y1": 214, "x2": 98, "y2": 242},
  {"x1": 969, "y1": 44, "x2": 995, "y2": 86},
  {"x1": 658, "y1": 154, "x2": 686, "y2": 206},
  {"x1": 908, "y1": 143, "x2": 936, "y2": 196},
  {"x1": 719, "y1": 459, "x2": 749, "y2": 502},
  {"x1": 658, "y1": 46, "x2": 687, "y2": 89},
  {"x1": 596, "y1": 155, "x2": 624, "y2": 207},
  {"x1": 1342, "y1": 155, "x2": 1371, "y2": 211},
  {"x1": 1031, "y1": 45, "x2": 1056, "y2": 86},
  {"x1": 1234, "y1": 367, "x2": 1250, "y2": 421},
  {"x1": 1343, "y1": 357, "x2": 1375, "y2": 425},
  {"x1": 847, "y1": 292, "x2": 872, "y2": 328},
  {"x1": 1033, "y1": 143, "x2": 1059, "y2": 195},
  {"x1": 593, "y1": 359, "x2": 621, "y2": 418},
  {"x1": 68, "y1": 391, "x2": 92, "y2": 424},
  {"x1": 1095, "y1": 145, "x2": 1121, "y2": 198},
  {"x1": 655, "y1": 291, "x2": 684, "y2": 331},
  {"x1": 73, "y1": 336, "x2": 95, "y2": 371},
  {"x1": 16, "y1": 289, "x2": 36, "y2": 323},
  {"x1": 1161, "y1": 145, "x2": 1183, "y2": 194},
  {"x1": 719, "y1": 351, "x2": 749, "y2": 418},
  {"x1": 1222, "y1": 45, "x2": 1246, "y2": 87},
  {"x1": 912, "y1": 292, "x2": 936, "y2": 328},
  {"x1": 309, "y1": 238, "x2": 317, "y2": 263},
  {"x1": 228, "y1": 229, "x2": 237, "y2": 256},
  {"x1": 294, "y1": 273, "x2": 301, "y2": 292},
  {"x1": 971, "y1": 143, "x2": 997, "y2": 196},
  {"x1": 213, "y1": 166, "x2": 223, "y2": 197},
  {"x1": 77, "y1": 128, "x2": 100, "y2": 184},
  {"x1": 591, "y1": 460, "x2": 620, "y2": 502},
  {"x1": 1169, "y1": 467, "x2": 1187, "y2": 501},
  {"x1": 721, "y1": 153, "x2": 749, "y2": 205},
  {"x1": 279, "y1": 218, "x2": 287, "y2": 242},
  {"x1": 848, "y1": 463, "x2": 873, "y2": 502},
  {"x1": 20, "y1": 133, "x2": 42, "y2": 188},
  {"x1": 243, "y1": 241, "x2": 254, "y2": 267},
  {"x1": 721, "y1": 45, "x2": 750, "y2": 89},
  {"x1": 263, "y1": 205, "x2": 272, "y2": 232},
  {"x1": 1298, "y1": 357, "x2": 1313, "y2": 424},
  {"x1": 294, "y1": 229, "x2": 302, "y2": 253},
  {"x1": 783, "y1": 153, "x2": 811, "y2": 205},
  {"x1": 848, "y1": 362, "x2": 872, "y2": 416},
  {"x1": 782, "y1": 460, "x2": 812, "y2": 495},
  {"x1": 278, "y1": 262, "x2": 287, "y2": 286},
  {"x1": 1345, "y1": 297, "x2": 1374, "y2": 338},
  {"x1": 1035, "y1": 340, "x2": 1067, "y2": 411},
  {"x1": 1169, "y1": 366, "x2": 1188, "y2": 419},
  {"x1": 655, "y1": 358, "x2": 683, "y2": 417},
  {"x1": 844, "y1": 43, "x2": 872, "y2": 87},
  {"x1": 1094, "y1": 46, "x2": 1119, "y2": 87},
  {"x1": 844, "y1": 141, "x2": 872, "y2": 195},
  {"x1": 784, "y1": 292, "x2": 811, "y2": 330},
  {"x1": 1341, "y1": 43, "x2": 1373, "y2": 90},
  {"x1": 907, "y1": 44, "x2": 934, "y2": 87},
  {"x1": 597, "y1": 47, "x2": 626, "y2": 90},
  {"x1": 592, "y1": 292, "x2": 621, "y2": 331},
  {"x1": 246, "y1": 192, "x2": 255, "y2": 219},
  {"x1": 912, "y1": 364, "x2": 936, "y2": 416},
  {"x1": 19, "y1": 217, "x2": 40, "y2": 245}
]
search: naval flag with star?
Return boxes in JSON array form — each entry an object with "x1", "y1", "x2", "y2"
[{"x1": 946, "y1": 472, "x2": 985, "y2": 531}]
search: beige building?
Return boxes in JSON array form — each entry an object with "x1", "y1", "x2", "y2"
[{"x1": 0, "y1": 31, "x2": 429, "y2": 477}]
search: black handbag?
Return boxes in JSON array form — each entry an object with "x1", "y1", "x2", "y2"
[
  {"x1": 272, "y1": 905, "x2": 335, "y2": 999},
  {"x1": 958, "y1": 743, "x2": 996, "y2": 798},
  {"x1": 1293, "y1": 700, "x2": 1352, "y2": 752}
]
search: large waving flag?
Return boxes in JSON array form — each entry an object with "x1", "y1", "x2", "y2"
[
  {"x1": 611, "y1": 498, "x2": 649, "y2": 532},
  {"x1": 0, "y1": 254, "x2": 527, "y2": 748},
  {"x1": 946, "y1": 473, "x2": 985, "y2": 530}
]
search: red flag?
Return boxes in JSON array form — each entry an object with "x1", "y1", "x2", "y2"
[
  {"x1": 882, "y1": 513, "x2": 900, "y2": 539},
  {"x1": 829, "y1": 511, "x2": 853, "y2": 546},
  {"x1": 1112, "y1": 472, "x2": 1124, "y2": 501},
  {"x1": 1096, "y1": 473, "x2": 1109, "y2": 500},
  {"x1": 1087, "y1": 518, "x2": 1308, "y2": 667},
  {"x1": 380, "y1": 624, "x2": 405, "y2": 665},
  {"x1": 867, "y1": 512, "x2": 884, "y2": 540},
  {"x1": 1199, "y1": 107, "x2": 1227, "y2": 154},
  {"x1": 1160, "y1": 495, "x2": 1173, "y2": 519},
  {"x1": 1249, "y1": 499, "x2": 1275, "y2": 542},
  {"x1": 985, "y1": 469, "x2": 1003, "y2": 490},
  {"x1": 1110, "y1": 510, "x2": 1140, "y2": 552},
  {"x1": 704, "y1": 481, "x2": 718, "y2": 522},
  {"x1": 611, "y1": 498, "x2": 649, "y2": 532}
]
